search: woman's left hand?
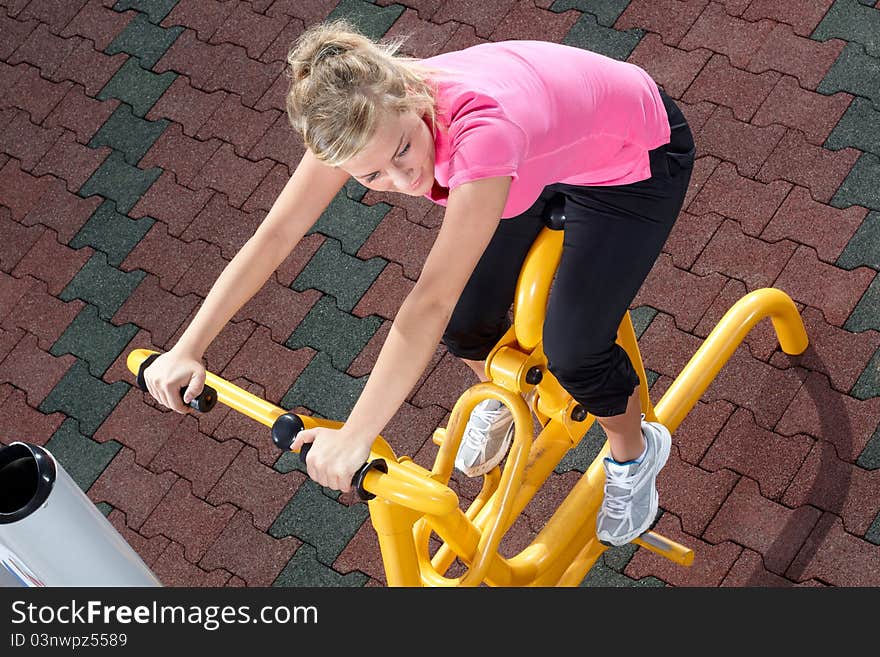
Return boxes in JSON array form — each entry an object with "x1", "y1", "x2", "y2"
[{"x1": 291, "y1": 426, "x2": 374, "y2": 493}]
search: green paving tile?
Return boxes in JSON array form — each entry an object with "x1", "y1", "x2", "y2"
[
  {"x1": 556, "y1": 421, "x2": 606, "y2": 473},
  {"x1": 50, "y1": 304, "x2": 139, "y2": 378},
  {"x1": 106, "y1": 12, "x2": 183, "y2": 69},
  {"x1": 327, "y1": 0, "x2": 405, "y2": 41},
  {"x1": 281, "y1": 352, "x2": 367, "y2": 422},
  {"x1": 866, "y1": 513, "x2": 880, "y2": 545},
  {"x1": 114, "y1": 0, "x2": 178, "y2": 24},
  {"x1": 857, "y1": 420, "x2": 880, "y2": 470},
  {"x1": 78, "y1": 151, "x2": 162, "y2": 214},
  {"x1": 45, "y1": 418, "x2": 121, "y2": 492},
  {"x1": 837, "y1": 211, "x2": 880, "y2": 271},
  {"x1": 563, "y1": 11, "x2": 644, "y2": 61},
  {"x1": 818, "y1": 42, "x2": 880, "y2": 110},
  {"x1": 581, "y1": 559, "x2": 665, "y2": 587},
  {"x1": 39, "y1": 359, "x2": 130, "y2": 436},
  {"x1": 273, "y1": 544, "x2": 369, "y2": 587},
  {"x1": 344, "y1": 179, "x2": 368, "y2": 202},
  {"x1": 631, "y1": 305, "x2": 658, "y2": 339},
  {"x1": 268, "y1": 479, "x2": 370, "y2": 565},
  {"x1": 285, "y1": 295, "x2": 382, "y2": 371},
  {"x1": 70, "y1": 199, "x2": 155, "y2": 266},
  {"x1": 851, "y1": 346, "x2": 880, "y2": 400},
  {"x1": 646, "y1": 369, "x2": 660, "y2": 389},
  {"x1": 88, "y1": 103, "x2": 170, "y2": 166},
  {"x1": 97, "y1": 56, "x2": 177, "y2": 118},
  {"x1": 832, "y1": 153, "x2": 880, "y2": 212},
  {"x1": 812, "y1": 0, "x2": 880, "y2": 57},
  {"x1": 60, "y1": 251, "x2": 146, "y2": 321},
  {"x1": 825, "y1": 97, "x2": 880, "y2": 157},
  {"x1": 95, "y1": 502, "x2": 114, "y2": 517},
  {"x1": 310, "y1": 191, "x2": 389, "y2": 255},
  {"x1": 291, "y1": 238, "x2": 386, "y2": 312},
  {"x1": 551, "y1": 0, "x2": 630, "y2": 27},
  {"x1": 844, "y1": 273, "x2": 880, "y2": 333}
]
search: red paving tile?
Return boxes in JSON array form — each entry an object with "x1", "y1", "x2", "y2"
[{"x1": 2, "y1": 0, "x2": 879, "y2": 591}]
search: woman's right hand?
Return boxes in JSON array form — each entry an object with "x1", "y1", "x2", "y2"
[{"x1": 142, "y1": 349, "x2": 207, "y2": 414}]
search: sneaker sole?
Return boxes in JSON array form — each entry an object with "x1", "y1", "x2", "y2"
[
  {"x1": 596, "y1": 422, "x2": 672, "y2": 547},
  {"x1": 457, "y1": 423, "x2": 515, "y2": 478}
]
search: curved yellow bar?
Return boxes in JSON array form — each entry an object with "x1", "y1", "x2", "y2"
[
  {"x1": 654, "y1": 288, "x2": 808, "y2": 432},
  {"x1": 513, "y1": 228, "x2": 563, "y2": 352},
  {"x1": 126, "y1": 349, "x2": 458, "y2": 517}
]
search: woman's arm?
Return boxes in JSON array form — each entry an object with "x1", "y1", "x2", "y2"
[
  {"x1": 145, "y1": 150, "x2": 350, "y2": 413},
  {"x1": 292, "y1": 176, "x2": 512, "y2": 491}
]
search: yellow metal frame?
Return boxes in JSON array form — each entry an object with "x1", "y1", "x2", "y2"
[{"x1": 127, "y1": 226, "x2": 808, "y2": 586}]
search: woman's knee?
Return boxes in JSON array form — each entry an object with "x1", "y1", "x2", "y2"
[
  {"x1": 442, "y1": 315, "x2": 510, "y2": 361},
  {"x1": 544, "y1": 342, "x2": 639, "y2": 417}
]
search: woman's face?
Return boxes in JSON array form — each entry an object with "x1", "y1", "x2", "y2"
[{"x1": 339, "y1": 109, "x2": 436, "y2": 197}]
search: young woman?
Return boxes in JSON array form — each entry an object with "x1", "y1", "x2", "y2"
[{"x1": 143, "y1": 19, "x2": 695, "y2": 546}]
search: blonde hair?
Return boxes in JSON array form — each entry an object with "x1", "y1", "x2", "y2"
[{"x1": 286, "y1": 19, "x2": 439, "y2": 166}]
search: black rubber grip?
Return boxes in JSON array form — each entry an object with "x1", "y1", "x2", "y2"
[
  {"x1": 297, "y1": 441, "x2": 387, "y2": 501},
  {"x1": 136, "y1": 353, "x2": 218, "y2": 413}
]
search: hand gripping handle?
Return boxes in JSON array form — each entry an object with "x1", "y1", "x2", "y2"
[
  {"x1": 136, "y1": 353, "x2": 218, "y2": 413},
  {"x1": 271, "y1": 412, "x2": 387, "y2": 501}
]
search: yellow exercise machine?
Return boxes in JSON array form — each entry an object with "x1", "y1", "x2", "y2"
[{"x1": 127, "y1": 225, "x2": 808, "y2": 586}]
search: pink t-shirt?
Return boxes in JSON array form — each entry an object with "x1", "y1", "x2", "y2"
[{"x1": 419, "y1": 40, "x2": 671, "y2": 218}]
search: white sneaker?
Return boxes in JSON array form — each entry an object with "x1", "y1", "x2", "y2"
[
  {"x1": 596, "y1": 417, "x2": 671, "y2": 546},
  {"x1": 454, "y1": 399, "x2": 515, "y2": 477}
]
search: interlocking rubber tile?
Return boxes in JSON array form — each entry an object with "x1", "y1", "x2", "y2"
[
  {"x1": 208, "y1": 2, "x2": 290, "y2": 60},
  {"x1": 93, "y1": 387, "x2": 183, "y2": 466},
  {"x1": 112, "y1": 274, "x2": 200, "y2": 347},
  {"x1": 0, "y1": 332, "x2": 75, "y2": 407},
  {"x1": 44, "y1": 418, "x2": 121, "y2": 491},
  {"x1": 12, "y1": 226, "x2": 93, "y2": 295},
  {"x1": 97, "y1": 56, "x2": 176, "y2": 118},
  {"x1": 0, "y1": 387, "x2": 65, "y2": 447},
  {"x1": 196, "y1": 94, "x2": 278, "y2": 157},
  {"x1": 281, "y1": 351, "x2": 366, "y2": 420},
  {"x1": 105, "y1": 508, "x2": 170, "y2": 567},
  {"x1": 762, "y1": 186, "x2": 866, "y2": 264},
  {"x1": 39, "y1": 358, "x2": 129, "y2": 436},
  {"x1": 702, "y1": 407, "x2": 814, "y2": 499},
  {"x1": 776, "y1": 245, "x2": 875, "y2": 327},
  {"x1": 753, "y1": 77, "x2": 852, "y2": 146},
  {"x1": 60, "y1": 251, "x2": 146, "y2": 320},
  {"x1": 813, "y1": 0, "x2": 880, "y2": 56},
  {"x1": 697, "y1": 106, "x2": 787, "y2": 178},
  {"x1": 818, "y1": 42, "x2": 880, "y2": 108},
  {"x1": 783, "y1": 441, "x2": 880, "y2": 536},
  {"x1": 833, "y1": 153, "x2": 880, "y2": 212},
  {"x1": 617, "y1": 0, "x2": 706, "y2": 47},
  {"x1": 232, "y1": 276, "x2": 321, "y2": 344},
  {"x1": 200, "y1": 510, "x2": 300, "y2": 586},
  {"x1": 551, "y1": 0, "x2": 629, "y2": 26},
  {"x1": 33, "y1": 130, "x2": 111, "y2": 192},
  {"x1": 312, "y1": 192, "x2": 390, "y2": 256},
  {"x1": 788, "y1": 514, "x2": 880, "y2": 586},
  {"x1": 191, "y1": 142, "x2": 273, "y2": 207},
  {"x1": 55, "y1": 39, "x2": 129, "y2": 98},
  {"x1": 145, "y1": 75, "x2": 228, "y2": 137},
  {"x1": 292, "y1": 238, "x2": 386, "y2": 312},
  {"x1": 748, "y1": 23, "x2": 845, "y2": 90},
  {"x1": 743, "y1": 0, "x2": 833, "y2": 36},
  {"x1": 269, "y1": 479, "x2": 369, "y2": 565},
  {"x1": 492, "y1": 1, "x2": 580, "y2": 42},
  {"x1": 61, "y1": 0, "x2": 136, "y2": 51},
  {"x1": 0, "y1": 211, "x2": 41, "y2": 272},
  {"x1": 859, "y1": 422, "x2": 880, "y2": 469},
  {"x1": 50, "y1": 303, "x2": 138, "y2": 377},
  {"x1": 851, "y1": 347, "x2": 880, "y2": 401},
  {"x1": 138, "y1": 122, "x2": 220, "y2": 187},
  {"x1": 2, "y1": 109, "x2": 63, "y2": 171},
  {"x1": 242, "y1": 163, "x2": 290, "y2": 214},
  {"x1": 150, "y1": 541, "x2": 232, "y2": 587},
  {"x1": 286, "y1": 294, "x2": 382, "y2": 371},
  {"x1": 627, "y1": 33, "x2": 712, "y2": 99},
  {"x1": 692, "y1": 156, "x2": 796, "y2": 236},
  {"x1": 180, "y1": 192, "x2": 262, "y2": 258},
  {"x1": 382, "y1": 9, "x2": 459, "y2": 58},
  {"x1": 248, "y1": 114, "x2": 305, "y2": 172},
  {"x1": 115, "y1": 0, "x2": 178, "y2": 25},
  {"x1": 777, "y1": 370, "x2": 880, "y2": 461},
  {"x1": 353, "y1": 262, "x2": 414, "y2": 320},
  {"x1": 328, "y1": 0, "x2": 404, "y2": 39},
  {"x1": 704, "y1": 477, "x2": 822, "y2": 575},
  {"x1": 78, "y1": 151, "x2": 161, "y2": 214},
  {"x1": 107, "y1": 11, "x2": 183, "y2": 70},
  {"x1": 141, "y1": 478, "x2": 237, "y2": 562},
  {"x1": 825, "y1": 97, "x2": 880, "y2": 156},
  {"x1": 845, "y1": 274, "x2": 880, "y2": 332},
  {"x1": 120, "y1": 222, "x2": 206, "y2": 290},
  {"x1": 770, "y1": 306, "x2": 880, "y2": 394},
  {"x1": 563, "y1": 11, "x2": 643, "y2": 60},
  {"x1": 274, "y1": 543, "x2": 369, "y2": 587},
  {"x1": 684, "y1": 54, "x2": 780, "y2": 122},
  {"x1": 89, "y1": 103, "x2": 169, "y2": 166},
  {"x1": 43, "y1": 84, "x2": 119, "y2": 145},
  {"x1": 70, "y1": 199, "x2": 155, "y2": 266},
  {"x1": 202, "y1": 46, "x2": 281, "y2": 107},
  {"x1": 161, "y1": 0, "x2": 237, "y2": 40}
]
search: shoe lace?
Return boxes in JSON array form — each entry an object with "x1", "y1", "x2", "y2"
[
  {"x1": 602, "y1": 469, "x2": 638, "y2": 519},
  {"x1": 461, "y1": 404, "x2": 505, "y2": 451}
]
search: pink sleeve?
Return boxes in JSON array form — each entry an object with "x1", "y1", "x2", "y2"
[{"x1": 445, "y1": 101, "x2": 527, "y2": 190}]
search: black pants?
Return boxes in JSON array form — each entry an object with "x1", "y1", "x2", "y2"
[{"x1": 442, "y1": 91, "x2": 696, "y2": 417}]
